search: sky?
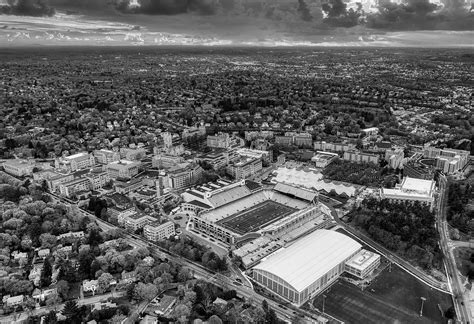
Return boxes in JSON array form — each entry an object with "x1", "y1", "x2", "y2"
[{"x1": 0, "y1": 0, "x2": 473, "y2": 46}]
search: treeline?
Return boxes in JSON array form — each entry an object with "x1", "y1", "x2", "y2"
[
  {"x1": 447, "y1": 182, "x2": 474, "y2": 234},
  {"x1": 157, "y1": 236, "x2": 228, "y2": 272},
  {"x1": 322, "y1": 159, "x2": 398, "y2": 188},
  {"x1": 352, "y1": 198, "x2": 441, "y2": 269}
]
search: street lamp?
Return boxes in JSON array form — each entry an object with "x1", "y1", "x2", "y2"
[
  {"x1": 322, "y1": 294, "x2": 327, "y2": 314},
  {"x1": 420, "y1": 297, "x2": 426, "y2": 316}
]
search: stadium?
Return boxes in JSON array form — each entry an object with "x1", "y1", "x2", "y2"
[{"x1": 185, "y1": 180, "x2": 330, "y2": 246}]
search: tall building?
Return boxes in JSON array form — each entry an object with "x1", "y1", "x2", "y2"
[
  {"x1": 106, "y1": 160, "x2": 141, "y2": 179},
  {"x1": 226, "y1": 157, "x2": 262, "y2": 180},
  {"x1": 94, "y1": 149, "x2": 120, "y2": 165},
  {"x1": 59, "y1": 178, "x2": 91, "y2": 198},
  {"x1": 143, "y1": 221, "x2": 175, "y2": 242},
  {"x1": 343, "y1": 150, "x2": 379, "y2": 165},
  {"x1": 423, "y1": 147, "x2": 470, "y2": 175},
  {"x1": 165, "y1": 163, "x2": 204, "y2": 190},
  {"x1": 55, "y1": 152, "x2": 95, "y2": 172},
  {"x1": 385, "y1": 147, "x2": 404, "y2": 169}
]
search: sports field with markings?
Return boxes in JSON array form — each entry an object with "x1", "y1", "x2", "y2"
[{"x1": 217, "y1": 200, "x2": 296, "y2": 235}]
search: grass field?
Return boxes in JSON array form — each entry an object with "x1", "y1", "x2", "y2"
[
  {"x1": 217, "y1": 200, "x2": 295, "y2": 235},
  {"x1": 312, "y1": 265, "x2": 453, "y2": 324}
]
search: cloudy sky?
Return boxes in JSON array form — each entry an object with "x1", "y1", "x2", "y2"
[{"x1": 0, "y1": 0, "x2": 473, "y2": 46}]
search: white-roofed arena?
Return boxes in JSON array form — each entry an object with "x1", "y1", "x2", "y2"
[{"x1": 252, "y1": 229, "x2": 362, "y2": 306}]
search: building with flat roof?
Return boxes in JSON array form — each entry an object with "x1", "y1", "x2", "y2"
[
  {"x1": 207, "y1": 132, "x2": 243, "y2": 149},
  {"x1": 236, "y1": 148, "x2": 272, "y2": 164},
  {"x1": 55, "y1": 152, "x2": 95, "y2": 171},
  {"x1": 144, "y1": 221, "x2": 175, "y2": 242},
  {"x1": 106, "y1": 160, "x2": 140, "y2": 179},
  {"x1": 252, "y1": 229, "x2": 362, "y2": 306},
  {"x1": 59, "y1": 177, "x2": 91, "y2": 198},
  {"x1": 122, "y1": 213, "x2": 156, "y2": 232},
  {"x1": 345, "y1": 249, "x2": 381, "y2": 279},
  {"x1": 311, "y1": 151, "x2": 338, "y2": 168},
  {"x1": 2, "y1": 159, "x2": 36, "y2": 177},
  {"x1": 385, "y1": 147, "x2": 404, "y2": 169},
  {"x1": 226, "y1": 157, "x2": 262, "y2": 180},
  {"x1": 380, "y1": 176, "x2": 436, "y2": 210},
  {"x1": 94, "y1": 149, "x2": 120, "y2": 165},
  {"x1": 120, "y1": 147, "x2": 147, "y2": 161},
  {"x1": 423, "y1": 146, "x2": 470, "y2": 175},
  {"x1": 314, "y1": 140, "x2": 356, "y2": 153},
  {"x1": 343, "y1": 150, "x2": 379, "y2": 165}
]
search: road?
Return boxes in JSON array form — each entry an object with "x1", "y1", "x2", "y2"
[
  {"x1": 47, "y1": 192, "x2": 329, "y2": 323},
  {"x1": 327, "y1": 202, "x2": 451, "y2": 294},
  {"x1": 437, "y1": 176, "x2": 472, "y2": 324}
]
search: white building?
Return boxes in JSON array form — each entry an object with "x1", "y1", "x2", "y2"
[
  {"x1": 252, "y1": 230, "x2": 362, "y2": 306},
  {"x1": 94, "y1": 149, "x2": 120, "y2": 164},
  {"x1": 423, "y1": 147, "x2": 470, "y2": 175},
  {"x1": 226, "y1": 157, "x2": 262, "y2": 180},
  {"x1": 120, "y1": 147, "x2": 147, "y2": 161},
  {"x1": 85, "y1": 170, "x2": 110, "y2": 190},
  {"x1": 343, "y1": 150, "x2": 379, "y2": 165},
  {"x1": 311, "y1": 152, "x2": 338, "y2": 168},
  {"x1": 385, "y1": 147, "x2": 404, "y2": 169},
  {"x1": 143, "y1": 221, "x2": 175, "y2": 242},
  {"x1": 55, "y1": 152, "x2": 95, "y2": 172},
  {"x1": 106, "y1": 160, "x2": 140, "y2": 179},
  {"x1": 380, "y1": 176, "x2": 436, "y2": 210},
  {"x1": 345, "y1": 249, "x2": 381, "y2": 279},
  {"x1": 59, "y1": 178, "x2": 91, "y2": 198},
  {"x1": 2, "y1": 159, "x2": 36, "y2": 177}
]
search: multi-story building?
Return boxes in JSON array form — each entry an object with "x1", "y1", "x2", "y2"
[
  {"x1": 123, "y1": 213, "x2": 156, "y2": 232},
  {"x1": 313, "y1": 141, "x2": 356, "y2": 153},
  {"x1": 2, "y1": 159, "x2": 36, "y2": 177},
  {"x1": 182, "y1": 125, "x2": 206, "y2": 139},
  {"x1": 311, "y1": 152, "x2": 338, "y2": 168},
  {"x1": 152, "y1": 154, "x2": 184, "y2": 169},
  {"x1": 385, "y1": 147, "x2": 404, "y2": 169},
  {"x1": 226, "y1": 157, "x2": 262, "y2": 180},
  {"x1": 48, "y1": 173, "x2": 75, "y2": 192},
  {"x1": 423, "y1": 147, "x2": 470, "y2": 175},
  {"x1": 143, "y1": 221, "x2": 176, "y2": 242},
  {"x1": 114, "y1": 178, "x2": 144, "y2": 195},
  {"x1": 55, "y1": 152, "x2": 95, "y2": 172},
  {"x1": 85, "y1": 169, "x2": 110, "y2": 190},
  {"x1": 380, "y1": 176, "x2": 436, "y2": 210},
  {"x1": 59, "y1": 177, "x2": 91, "y2": 198},
  {"x1": 236, "y1": 148, "x2": 273, "y2": 164},
  {"x1": 106, "y1": 160, "x2": 140, "y2": 179},
  {"x1": 345, "y1": 250, "x2": 381, "y2": 279},
  {"x1": 343, "y1": 150, "x2": 379, "y2": 165},
  {"x1": 275, "y1": 132, "x2": 312, "y2": 147},
  {"x1": 165, "y1": 163, "x2": 203, "y2": 190},
  {"x1": 403, "y1": 161, "x2": 435, "y2": 180},
  {"x1": 94, "y1": 149, "x2": 120, "y2": 164},
  {"x1": 207, "y1": 133, "x2": 244, "y2": 149},
  {"x1": 120, "y1": 147, "x2": 147, "y2": 161}
]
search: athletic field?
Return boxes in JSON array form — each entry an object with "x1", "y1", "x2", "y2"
[
  {"x1": 312, "y1": 265, "x2": 453, "y2": 324},
  {"x1": 217, "y1": 200, "x2": 296, "y2": 235}
]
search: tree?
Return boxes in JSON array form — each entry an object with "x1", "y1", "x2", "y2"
[
  {"x1": 39, "y1": 233, "x2": 57, "y2": 249},
  {"x1": 134, "y1": 282, "x2": 158, "y2": 301},
  {"x1": 41, "y1": 257, "x2": 53, "y2": 287},
  {"x1": 44, "y1": 310, "x2": 58, "y2": 324},
  {"x1": 97, "y1": 272, "x2": 114, "y2": 293},
  {"x1": 56, "y1": 280, "x2": 70, "y2": 301},
  {"x1": 173, "y1": 304, "x2": 191, "y2": 323},
  {"x1": 62, "y1": 300, "x2": 80, "y2": 323},
  {"x1": 109, "y1": 314, "x2": 127, "y2": 323}
]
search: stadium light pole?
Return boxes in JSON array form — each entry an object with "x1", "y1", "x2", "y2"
[
  {"x1": 322, "y1": 294, "x2": 327, "y2": 314},
  {"x1": 420, "y1": 297, "x2": 426, "y2": 316}
]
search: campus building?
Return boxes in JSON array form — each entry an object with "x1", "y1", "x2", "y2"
[
  {"x1": 423, "y1": 147, "x2": 470, "y2": 175},
  {"x1": 120, "y1": 147, "x2": 147, "y2": 161},
  {"x1": 385, "y1": 147, "x2": 405, "y2": 169},
  {"x1": 143, "y1": 221, "x2": 176, "y2": 242},
  {"x1": 345, "y1": 249, "x2": 381, "y2": 279},
  {"x1": 85, "y1": 169, "x2": 110, "y2": 190},
  {"x1": 106, "y1": 160, "x2": 140, "y2": 179},
  {"x1": 2, "y1": 159, "x2": 36, "y2": 177},
  {"x1": 343, "y1": 150, "x2": 379, "y2": 165},
  {"x1": 55, "y1": 152, "x2": 95, "y2": 172},
  {"x1": 226, "y1": 157, "x2": 263, "y2": 180},
  {"x1": 314, "y1": 141, "x2": 356, "y2": 153},
  {"x1": 59, "y1": 178, "x2": 91, "y2": 198},
  {"x1": 380, "y1": 176, "x2": 436, "y2": 210},
  {"x1": 164, "y1": 163, "x2": 203, "y2": 190},
  {"x1": 252, "y1": 230, "x2": 363, "y2": 306},
  {"x1": 94, "y1": 149, "x2": 120, "y2": 165},
  {"x1": 311, "y1": 151, "x2": 338, "y2": 168}
]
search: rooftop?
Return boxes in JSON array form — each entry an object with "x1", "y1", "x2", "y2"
[
  {"x1": 345, "y1": 249, "x2": 380, "y2": 271},
  {"x1": 400, "y1": 177, "x2": 435, "y2": 195},
  {"x1": 253, "y1": 229, "x2": 361, "y2": 292}
]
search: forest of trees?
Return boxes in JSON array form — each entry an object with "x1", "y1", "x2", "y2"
[
  {"x1": 447, "y1": 182, "x2": 474, "y2": 235},
  {"x1": 323, "y1": 159, "x2": 399, "y2": 188},
  {"x1": 351, "y1": 198, "x2": 442, "y2": 270}
]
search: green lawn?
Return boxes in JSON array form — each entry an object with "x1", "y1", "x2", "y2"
[{"x1": 312, "y1": 265, "x2": 453, "y2": 324}]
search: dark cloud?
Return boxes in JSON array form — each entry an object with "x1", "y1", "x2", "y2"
[
  {"x1": 0, "y1": 0, "x2": 55, "y2": 16},
  {"x1": 322, "y1": 0, "x2": 362, "y2": 27},
  {"x1": 366, "y1": 0, "x2": 473, "y2": 30},
  {"x1": 297, "y1": 0, "x2": 313, "y2": 21}
]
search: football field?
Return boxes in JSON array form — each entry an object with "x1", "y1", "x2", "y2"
[{"x1": 217, "y1": 201, "x2": 296, "y2": 235}]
